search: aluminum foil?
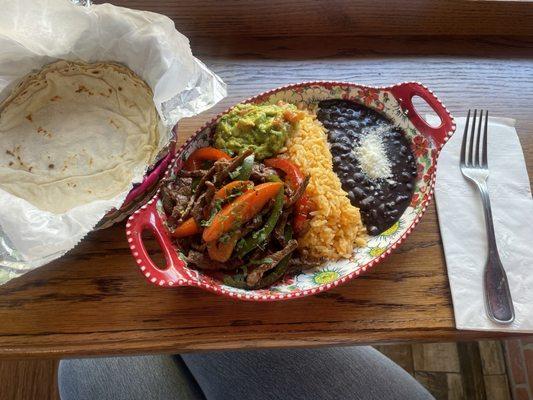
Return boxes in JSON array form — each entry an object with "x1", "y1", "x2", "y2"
[{"x1": 0, "y1": 0, "x2": 226, "y2": 284}]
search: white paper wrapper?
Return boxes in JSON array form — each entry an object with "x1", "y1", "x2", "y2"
[
  {"x1": 433, "y1": 116, "x2": 533, "y2": 332},
  {"x1": 0, "y1": 0, "x2": 226, "y2": 284}
]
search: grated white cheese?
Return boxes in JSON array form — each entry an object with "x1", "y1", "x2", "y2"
[{"x1": 352, "y1": 127, "x2": 392, "y2": 181}]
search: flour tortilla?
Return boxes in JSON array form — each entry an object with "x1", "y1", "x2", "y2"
[{"x1": 0, "y1": 60, "x2": 161, "y2": 214}]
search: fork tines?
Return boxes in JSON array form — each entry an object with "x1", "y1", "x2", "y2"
[{"x1": 460, "y1": 109, "x2": 489, "y2": 168}]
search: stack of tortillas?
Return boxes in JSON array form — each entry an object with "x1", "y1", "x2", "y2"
[{"x1": 0, "y1": 60, "x2": 162, "y2": 214}]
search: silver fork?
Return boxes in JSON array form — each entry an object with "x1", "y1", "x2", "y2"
[{"x1": 460, "y1": 110, "x2": 515, "y2": 324}]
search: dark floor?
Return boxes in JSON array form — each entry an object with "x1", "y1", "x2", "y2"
[{"x1": 374, "y1": 341, "x2": 514, "y2": 400}]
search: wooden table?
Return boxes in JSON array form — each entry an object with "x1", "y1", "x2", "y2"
[{"x1": 1, "y1": 2, "x2": 532, "y2": 359}]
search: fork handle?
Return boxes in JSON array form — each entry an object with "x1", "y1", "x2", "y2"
[{"x1": 476, "y1": 181, "x2": 515, "y2": 324}]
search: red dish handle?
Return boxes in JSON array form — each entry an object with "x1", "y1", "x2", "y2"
[
  {"x1": 123, "y1": 141, "x2": 176, "y2": 205},
  {"x1": 389, "y1": 82, "x2": 455, "y2": 147},
  {"x1": 127, "y1": 200, "x2": 190, "y2": 287}
]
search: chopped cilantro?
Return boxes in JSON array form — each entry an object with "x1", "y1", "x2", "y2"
[
  {"x1": 229, "y1": 166, "x2": 242, "y2": 179},
  {"x1": 200, "y1": 217, "x2": 213, "y2": 227},
  {"x1": 256, "y1": 241, "x2": 268, "y2": 251},
  {"x1": 226, "y1": 189, "x2": 243, "y2": 201},
  {"x1": 219, "y1": 233, "x2": 232, "y2": 244},
  {"x1": 201, "y1": 199, "x2": 223, "y2": 227}
]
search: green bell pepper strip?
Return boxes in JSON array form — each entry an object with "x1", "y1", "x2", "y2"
[
  {"x1": 235, "y1": 186, "x2": 284, "y2": 258},
  {"x1": 267, "y1": 173, "x2": 282, "y2": 183},
  {"x1": 222, "y1": 275, "x2": 249, "y2": 290},
  {"x1": 252, "y1": 225, "x2": 294, "y2": 289},
  {"x1": 223, "y1": 225, "x2": 294, "y2": 290},
  {"x1": 191, "y1": 177, "x2": 201, "y2": 191},
  {"x1": 236, "y1": 154, "x2": 254, "y2": 180}
]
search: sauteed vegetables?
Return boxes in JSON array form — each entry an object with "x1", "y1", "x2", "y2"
[
  {"x1": 159, "y1": 97, "x2": 417, "y2": 289},
  {"x1": 161, "y1": 146, "x2": 317, "y2": 289}
]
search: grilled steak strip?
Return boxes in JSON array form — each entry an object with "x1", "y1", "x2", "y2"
[
  {"x1": 214, "y1": 148, "x2": 254, "y2": 184},
  {"x1": 177, "y1": 163, "x2": 217, "y2": 224},
  {"x1": 273, "y1": 209, "x2": 290, "y2": 246},
  {"x1": 158, "y1": 177, "x2": 193, "y2": 225},
  {"x1": 288, "y1": 256, "x2": 324, "y2": 269},
  {"x1": 179, "y1": 169, "x2": 209, "y2": 178},
  {"x1": 186, "y1": 250, "x2": 241, "y2": 271},
  {"x1": 246, "y1": 240, "x2": 298, "y2": 286},
  {"x1": 284, "y1": 175, "x2": 310, "y2": 209},
  {"x1": 190, "y1": 241, "x2": 207, "y2": 252},
  {"x1": 161, "y1": 185, "x2": 176, "y2": 217},
  {"x1": 191, "y1": 181, "x2": 215, "y2": 224},
  {"x1": 250, "y1": 163, "x2": 279, "y2": 182}
]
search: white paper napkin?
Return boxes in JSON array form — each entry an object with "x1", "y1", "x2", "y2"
[{"x1": 433, "y1": 116, "x2": 533, "y2": 332}]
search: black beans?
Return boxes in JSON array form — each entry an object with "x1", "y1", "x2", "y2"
[
  {"x1": 395, "y1": 194, "x2": 410, "y2": 203},
  {"x1": 368, "y1": 225, "x2": 380, "y2": 235},
  {"x1": 352, "y1": 187, "x2": 365, "y2": 199},
  {"x1": 337, "y1": 163, "x2": 351, "y2": 173},
  {"x1": 360, "y1": 196, "x2": 374, "y2": 207},
  {"x1": 385, "y1": 209, "x2": 398, "y2": 217},
  {"x1": 318, "y1": 99, "x2": 418, "y2": 235},
  {"x1": 352, "y1": 173, "x2": 364, "y2": 182},
  {"x1": 331, "y1": 143, "x2": 350, "y2": 154},
  {"x1": 401, "y1": 172, "x2": 412, "y2": 182},
  {"x1": 333, "y1": 156, "x2": 343, "y2": 165},
  {"x1": 345, "y1": 179, "x2": 356, "y2": 189},
  {"x1": 349, "y1": 120, "x2": 361, "y2": 129},
  {"x1": 345, "y1": 108, "x2": 356, "y2": 117}
]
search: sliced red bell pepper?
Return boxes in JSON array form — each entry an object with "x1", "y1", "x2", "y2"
[
  {"x1": 184, "y1": 147, "x2": 231, "y2": 171},
  {"x1": 206, "y1": 231, "x2": 241, "y2": 262},
  {"x1": 214, "y1": 180, "x2": 253, "y2": 201},
  {"x1": 293, "y1": 196, "x2": 314, "y2": 234},
  {"x1": 202, "y1": 182, "x2": 283, "y2": 242},
  {"x1": 264, "y1": 158, "x2": 304, "y2": 188},
  {"x1": 264, "y1": 158, "x2": 315, "y2": 235},
  {"x1": 171, "y1": 217, "x2": 200, "y2": 238}
]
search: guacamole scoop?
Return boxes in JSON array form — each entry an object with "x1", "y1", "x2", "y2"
[{"x1": 214, "y1": 103, "x2": 302, "y2": 160}]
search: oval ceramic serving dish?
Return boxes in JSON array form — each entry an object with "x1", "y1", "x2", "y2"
[{"x1": 126, "y1": 81, "x2": 455, "y2": 301}]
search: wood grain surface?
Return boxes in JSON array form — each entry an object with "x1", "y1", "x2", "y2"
[
  {"x1": 0, "y1": 359, "x2": 58, "y2": 400},
  {"x1": 0, "y1": 32, "x2": 532, "y2": 358},
  {"x1": 105, "y1": 0, "x2": 533, "y2": 37}
]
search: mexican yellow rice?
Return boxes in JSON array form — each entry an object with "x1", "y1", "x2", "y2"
[{"x1": 282, "y1": 110, "x2": 366, "y2": 259}]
